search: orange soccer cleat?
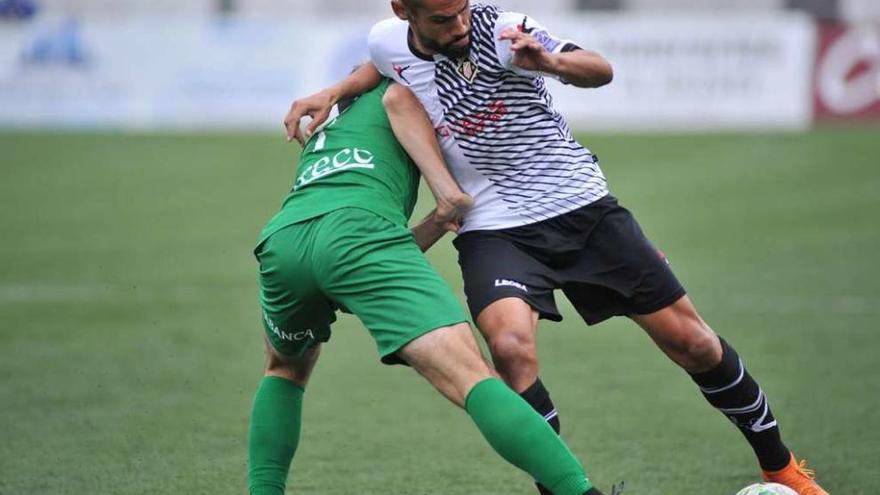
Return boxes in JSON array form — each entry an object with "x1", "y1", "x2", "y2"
[{"x1": 762, "y1": 453, "x2": 829, "y2": 495}]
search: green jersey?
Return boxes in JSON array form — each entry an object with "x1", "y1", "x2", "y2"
[{"x1": 258, "y1": 79, "x2": 419, "y2": 245}]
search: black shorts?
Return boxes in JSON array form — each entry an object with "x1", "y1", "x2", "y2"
[{"x1": 453, "y1": 195, "x2": 686, "y2": 325}]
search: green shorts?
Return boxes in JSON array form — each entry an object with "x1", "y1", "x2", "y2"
[{"x1": 256, "y1": 208, "x2": 468, "y2": 364}]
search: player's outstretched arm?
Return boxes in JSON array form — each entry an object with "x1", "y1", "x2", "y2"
[
  {"x1": 499, "y1": 28, "x2": 613, "y2": 88},
  {"x1": 545, "y1": 48, "x2": 613, "y2": 88},
  {"x1": 383, "y1": 82, "x2": 473, "y2": 224},
  {"x1": 283, "y1": 62, "x2": 383, "y2": 145},
  {"x1": 411, "y1": 209, "x2": 460, "y2": 252}
]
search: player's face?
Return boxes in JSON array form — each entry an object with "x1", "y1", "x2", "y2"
[{"x1": 409, "y1": 0, "x2": 472, "y2": 59}]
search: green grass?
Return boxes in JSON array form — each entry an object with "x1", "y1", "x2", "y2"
[{"x1": 1, "y1": 128, "x2": 878, "y2": 494}]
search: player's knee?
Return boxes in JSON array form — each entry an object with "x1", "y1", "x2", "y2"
[
  {"x1": 487, "y1": 329, "x2": 537, "y2": 369},
  {"x1": 263, "y1": 343, "x2": 320, "y2": 387},
  {"x1": 680, "y1": 322, "x2": 721, "y2": 369}
]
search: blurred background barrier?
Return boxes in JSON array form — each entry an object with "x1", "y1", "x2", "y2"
[
  {"x1": 814, "y1": 22, "x2": 880, "y2": 121},
  {"x1": 543, "y1": 14, "x2": 817, "y2": 131},
  {"x1": 0, "y1": 0, "x2": 877, "y2": 131}
]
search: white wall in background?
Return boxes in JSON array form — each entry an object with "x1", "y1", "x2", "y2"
[
  {"x1": 548, "y1": 13, "x2": 817, "y2": 130},
  {"x1": 26, "y1": 0, "x2": 215, "y2": 18},
  {"x1": 841, "y1": 0, "x2": 880, "y2": 21},
  {"x1": 622, "y1": 0, "x2": 785, "y2": 12}
]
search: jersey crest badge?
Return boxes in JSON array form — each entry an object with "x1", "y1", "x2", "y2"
[{"x1": 456, "y1": 58, "x2": 479, "y2": 83}]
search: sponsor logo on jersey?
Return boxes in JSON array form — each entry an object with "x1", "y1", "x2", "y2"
[
  {"x1": 517, "y1": 16, "x2": 560, "y2": 53},
  {"x1": 455, "y1": 58, "x2": 479, "y2": 83},
  {"x1": 392, "y1": 62, "x2": 412, "y2": 84},
  {"x1": 494, "y1": 278, "x2": 528, "y2": 293},
  {"x1": 295, "y1": 147, "x2": 375, "y2": 189},
  {"x1": 264, "y1": 312, "x2": 315, "y2": 342},
  {"x1": 451, "y1": 99, "x2": 508, "y2": 137}
]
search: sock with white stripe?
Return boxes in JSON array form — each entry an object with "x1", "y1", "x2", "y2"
[
  {"x1": 520, "y1": 378, "x2": 561, "y2": 495},
  {"x1": 520, "y1": 378, "x2": 561, "y2": 434},
  {"x1": 689, "y1": 338, "x2": 790, "y2": 471}
]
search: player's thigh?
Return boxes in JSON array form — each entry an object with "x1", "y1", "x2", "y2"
[
  {"x1": 257, "y1": 223, "x2": 336, "y2": 361},
  {"x1": 453, "y1": 231, "x2": 561, "y2": 324},
  {"x1": 562, "y1": 201, "x2": 686, "y2": 325},
  {"x1": 315, "y1": 209, "x2": 469, "y2": 365}
]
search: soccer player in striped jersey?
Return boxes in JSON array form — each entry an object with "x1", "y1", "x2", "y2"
[{"x1": 283, "y1": 2, "x2": 829, "y2": 494}]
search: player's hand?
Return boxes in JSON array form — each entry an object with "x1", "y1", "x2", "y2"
[
  {"x1": 431, "y1": 209, "x2": 463, "y2": 233},
  {"x1": 411, "y1": 209, "x2": 461, "y2": 252},
  {"x1": 284, "y1": 90, "x2": 337, "y2": 146},
  {"x1": 433, "y1": 192, "x2": 473, "y2": 229},
  {"x1": 442, "y1": 218, "x2": 462, "y2": 233},
  {"x1": 498, "y1": 28, "x2": 556, "y2": 73}
]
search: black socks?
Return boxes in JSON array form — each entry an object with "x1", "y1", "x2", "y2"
[
  {"x1": 690, "y1": 338, "x2": 791, "y2": 471},
  {"x1": 520, "y1": 377, "x2": 561, "y2": 434}
]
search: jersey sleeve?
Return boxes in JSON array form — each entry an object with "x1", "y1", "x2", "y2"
[
  {"x1": 493, "y1": 11, "x2": 579, "y2": 79},
  {"x1": 368, "y1": 17, "x2": 404, "y2": 79}
]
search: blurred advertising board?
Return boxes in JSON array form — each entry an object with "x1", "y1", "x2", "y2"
[
  {"x1": 813, "y1": 23, "x2": 880, "y2": 122},
  {"x1": 0, "y1": 16, "x2": 370, "y2": 130},
  {"x1": 543, "y1": 13, "x2": 817, "y2": 131},
  {"x1": 0, "y1": 13, "x2": 816, "y2": 131}
]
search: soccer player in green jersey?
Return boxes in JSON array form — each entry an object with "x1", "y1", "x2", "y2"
[{"x1": 248, "y1": 79, "x2": 607, "y2": 495}]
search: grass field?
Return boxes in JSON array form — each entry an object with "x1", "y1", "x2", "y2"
[{"x1": 1, "y1": 127, "x2": 879, "y2": 495}]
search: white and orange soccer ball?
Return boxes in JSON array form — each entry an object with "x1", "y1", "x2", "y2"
[{"x1": 735, "y1": 483, "x2": 799, "y2": 495}]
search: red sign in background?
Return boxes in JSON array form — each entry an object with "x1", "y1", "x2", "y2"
[{"x1": 814, "y1": 23, "x2": 880, "y2": 121}]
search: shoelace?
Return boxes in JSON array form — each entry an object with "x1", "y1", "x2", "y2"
[{"x1": 795, "y1": 459, "x2": 816, "y2": 480}]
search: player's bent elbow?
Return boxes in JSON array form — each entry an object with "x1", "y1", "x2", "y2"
[
  {"x1": 596, "y1": 62, "x2": 613, "y2": 87},
  {"x1": 382, "y1": 83, "x2": 416, "y2": 112}
]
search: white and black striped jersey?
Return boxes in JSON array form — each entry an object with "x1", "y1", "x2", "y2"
[{"x1": 369, "y1": 3, "x2": 609, "y2": 233}]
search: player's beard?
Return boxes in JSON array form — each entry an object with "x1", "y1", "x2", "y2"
[{"x1": 424, "y1": 31, "x2": 472, "y2": 59}]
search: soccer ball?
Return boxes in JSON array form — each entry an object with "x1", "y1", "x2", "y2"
[{"x1": 735, "y1": 483, "x2": 798, "y2": 495}]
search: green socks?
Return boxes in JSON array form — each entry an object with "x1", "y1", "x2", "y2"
[
  {"x1": 247, "y1": 376, "x2": 591, "y2": 495},
  {"x1": 248, "y1": 376, "x2": 304, "y2": 495},
  {"x1": 465, "y1": 378, "x2": 592, "y2": 495}
]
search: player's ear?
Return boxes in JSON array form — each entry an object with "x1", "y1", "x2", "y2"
[{"x1": 391, "y1": 0, "x2": 409, "y2": 21}]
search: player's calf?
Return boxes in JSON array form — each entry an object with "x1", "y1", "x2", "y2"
[
  {"x1": 690, "y1": 337, "x2": 791, "y2": 471},
  {"x1": 632, "y1": 296, "x2": 721, "y2": 373},
  {"x1": 635, "y1": 299, "x2": 792, "y2": 472},
  {"x1": 398, "y1": 323, "x2": 601, "y2": 495},
  {"x1": 248, "y1": 342, "x2": 322, "y2": 495}
]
